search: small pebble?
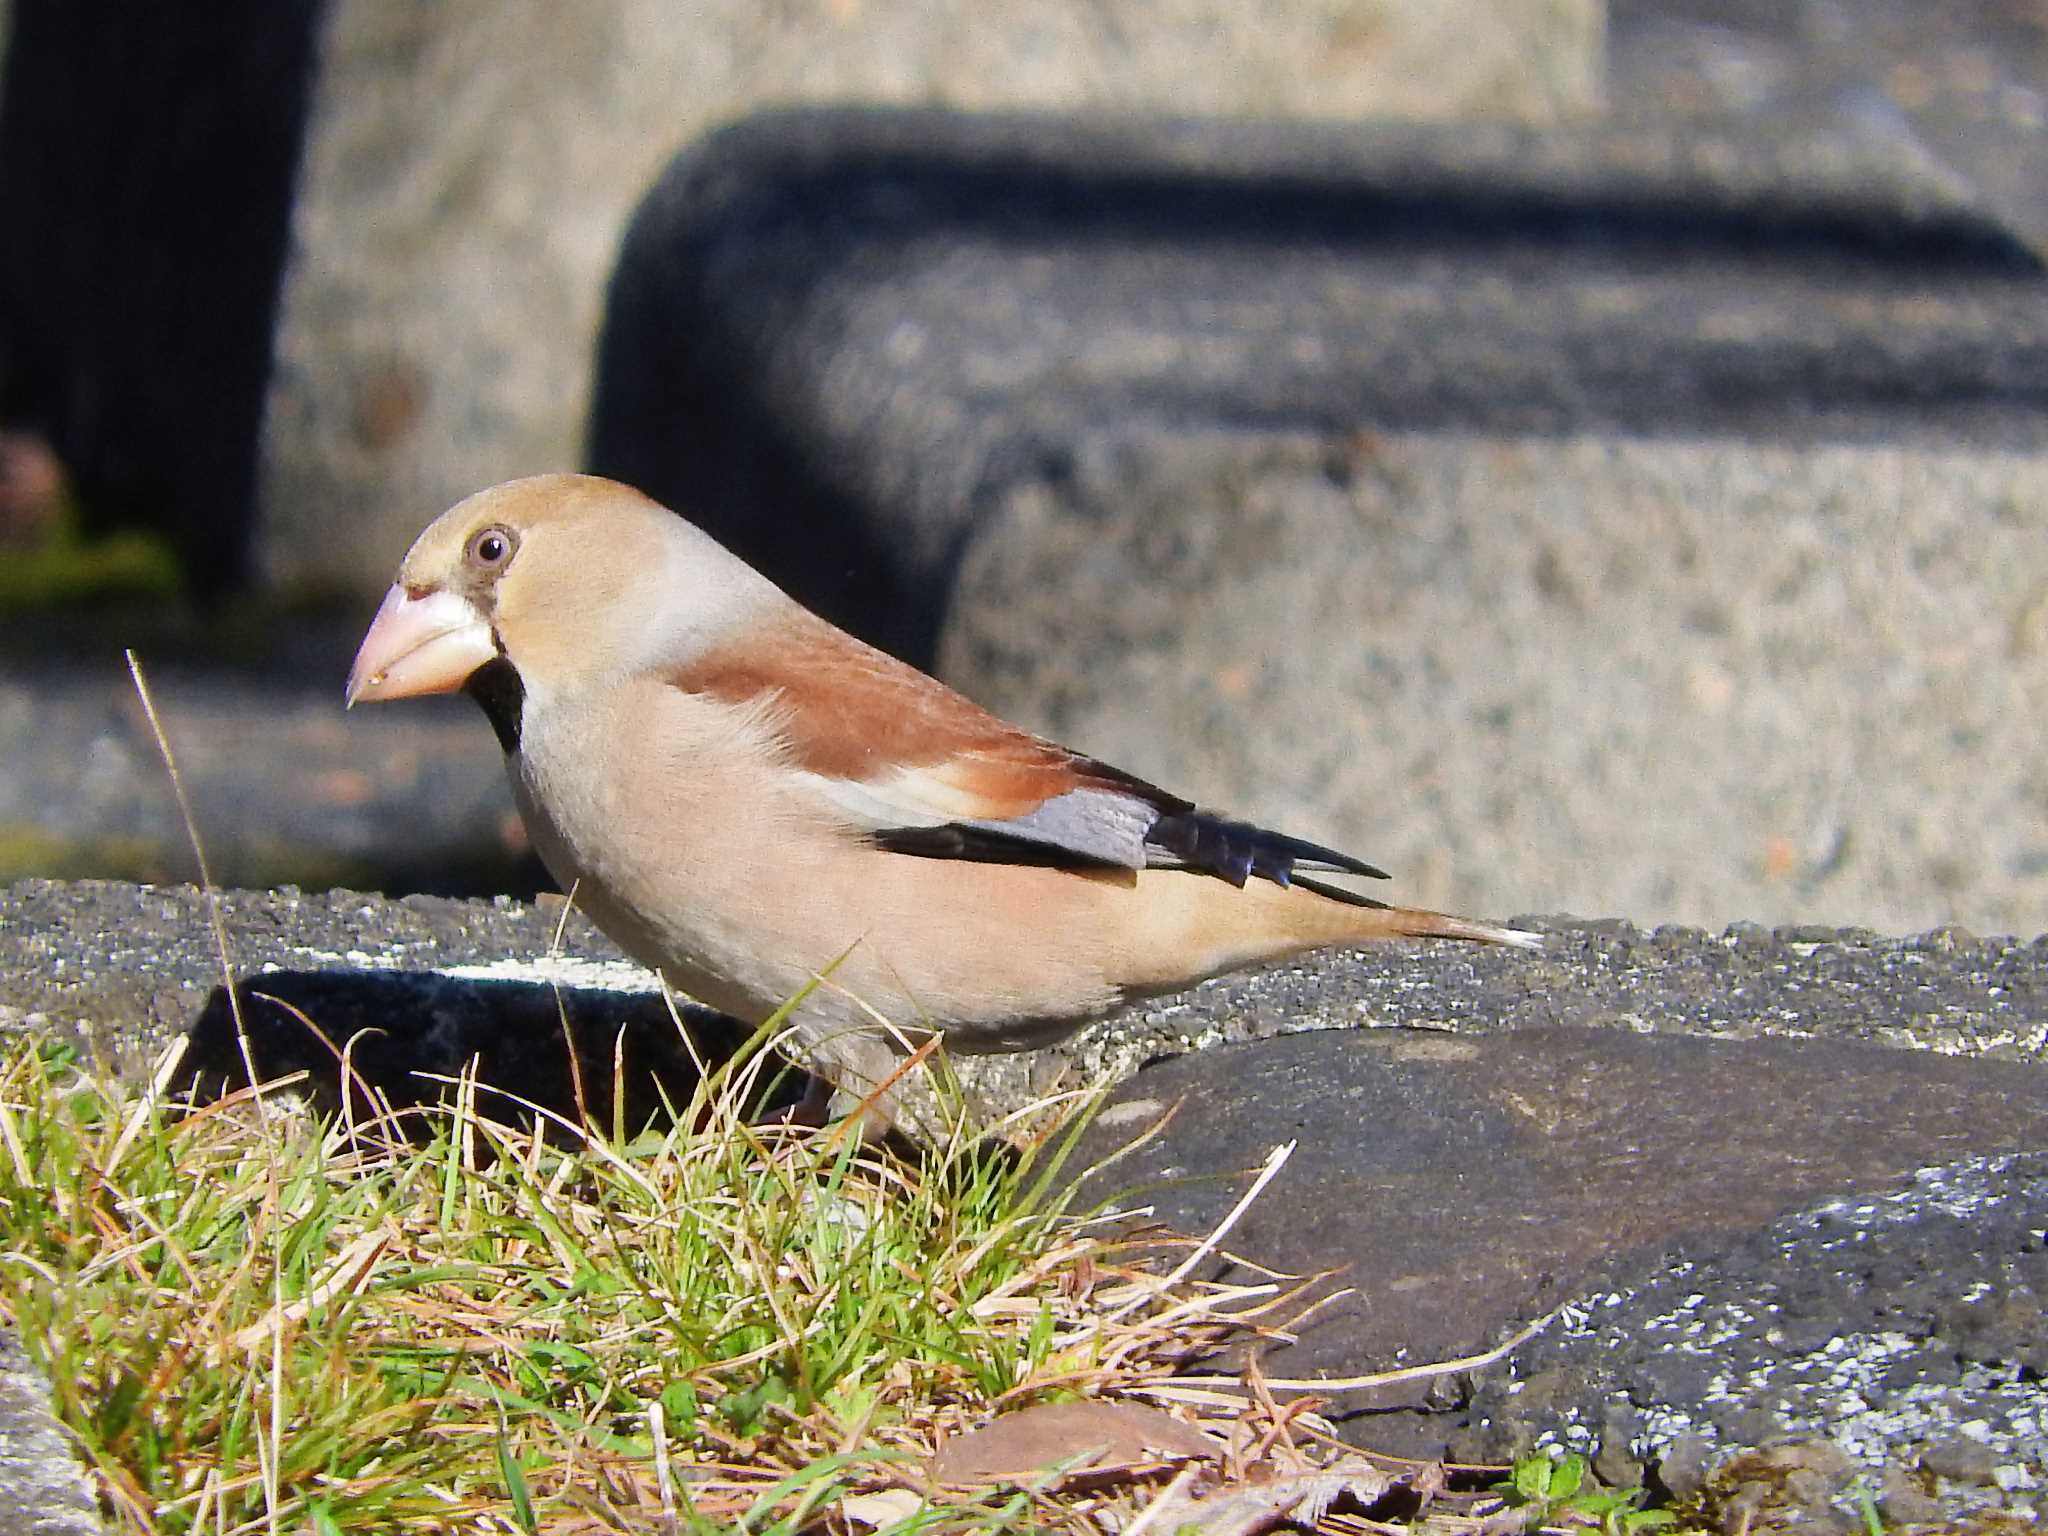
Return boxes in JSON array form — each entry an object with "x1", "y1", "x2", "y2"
[
  {"x1": 1877, "y1": 1464, "x2": 1943, "y2": 1526},
  {"x1": 1921, "y1": 1434, "x2": 2000, "y2": 1485},
  {"x1": 1593, "y1": 1401, "x2": 1644, "y2": 1488},
  {"x1": 1656, "y1": 1432, "x2": 1714, "y2": 1500}
]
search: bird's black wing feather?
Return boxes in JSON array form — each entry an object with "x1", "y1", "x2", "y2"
[
  {"x1": 867, "y1": 823, "x2": 1131, "y2": 870},
  {"x1": 1145, "y1": 810, "x2": 1391, "y2": 889},
  {"x1": 874, "y1": 802, "x2": 1392, "y2": 902},
  {"x1": 864, "y1": 750, "x2": 1390, "y2": 897}
]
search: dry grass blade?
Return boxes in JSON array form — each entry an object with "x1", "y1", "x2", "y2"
[{"x1": 124, "y1": 650, "x2": 257, "y2": 1114}]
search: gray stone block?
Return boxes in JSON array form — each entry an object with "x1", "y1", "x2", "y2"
[
  {"x1": 949, "y1": 431, "x2": 2048, "y2": 935},
  {"x1": 0, "y1": 624, "x2": 525, "y2": 898},
  {"x1": 590, "y1": 107, "x2": 2048, "y2": 932},
  {"x1": 1611, "y1": 0, "x2": 2048, "y2": 256},
  {"x1": 1063, "y1": 1027, "x2": 2048, "y2": 1526},
  {"x1": 0, "y1": 1328, "x2": 104, "y2": 1536}
]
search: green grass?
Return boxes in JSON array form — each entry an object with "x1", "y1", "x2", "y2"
[
  {"x1": 0, "y1": 1032, "x2": 1070, "y2": 1531},
  {"x1": 1497, "y1": 1452, "x2": 1677, "y2": 1536},
  {"x1": 0, "y1": 1022, "x2": 1712, "y2": 1535},
  {"x1": 0, "y1": 1026, "x2": 1263, "y2": 1533},
  {"x1": 0, "y1": 493, "x2": 181, "y2": 609}
]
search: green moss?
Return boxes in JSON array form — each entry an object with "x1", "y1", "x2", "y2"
[
  {"x1": 0, "y1": 498, "x2": 181, "y2": 609},
  {"x1": 0, "y1": 825, "x2": 179, "y2": 884},
  {"x1": 0, "y1": 824, "x2": 386, "y2": 892}
]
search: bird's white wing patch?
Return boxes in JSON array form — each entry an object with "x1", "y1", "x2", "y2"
[
  {"x1": 796, "y1": 768, "x2": 1156, "y2": 868},
  {"x1": 793, "y1": 768, "x2": 958, "y2": 830},
  {"x1": 959, "y1": 785, "x2": 1155, "y2": 868}
]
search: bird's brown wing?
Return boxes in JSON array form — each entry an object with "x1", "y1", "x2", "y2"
[{"x1": 669, "y1": 611, "x2": 1387, "y2": 891}]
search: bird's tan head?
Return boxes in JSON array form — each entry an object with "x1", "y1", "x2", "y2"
[{"x1": 345, "y1": 474, "x2": 776, "y2": 740}]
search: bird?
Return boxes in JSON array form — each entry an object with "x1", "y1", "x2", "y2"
[{"x1": 346, "y1": 473, "x2": 1537, "y2": 1134}]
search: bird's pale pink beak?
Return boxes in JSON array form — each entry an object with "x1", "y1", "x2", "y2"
[{"x1": 345, "y1": 586, "x2": 497, "y2": 706}]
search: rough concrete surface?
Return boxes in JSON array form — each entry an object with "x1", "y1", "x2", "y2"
[
  {"x1": 257, "y1": 0, "x2": 1597, "y2": 596},
  {"x1": 1498, "y1": 1155, "x2": 2048, "y2": 1526},
  {"x1": 1610, "y1": 0, "x2": 2048, "y2": 256},
  {"x1": 10, "y1": 38, "x2": 2048, "y2": 943},
  {"x1": 949, "y1": 430, "x2": 2048, "y2": 936},
  {"x1": 0, "y1": 881, "x2": 619, "y2": 1068},
  {"x1": 8, "y1": 883, "x2": 2045, "y2": 1101},
  {"x1": 0, "y1": 1328, "x2": 102, "y2": 1536},
  {"x1": 593, "y1": 105, "x2": 2040, "y2": 660},
  {"x1": 0, "y1": 622, "x2": 523, "y2": 897}
]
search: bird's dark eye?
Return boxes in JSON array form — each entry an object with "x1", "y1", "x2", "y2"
[{"x1": 466, "y1": 525, "x2": 517, "y2": 571}]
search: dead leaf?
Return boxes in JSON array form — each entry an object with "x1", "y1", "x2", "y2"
[
  {"x1": 840, "y1": 1488, "x2": 924, "y2": 1528},
  {"x1": 930, "y1": 1399, "x2": 1221, "y2": 1487}
]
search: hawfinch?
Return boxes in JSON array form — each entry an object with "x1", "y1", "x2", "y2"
[{"x1": 347, "y1": 475, "x2": 1535, "y2": 1132}]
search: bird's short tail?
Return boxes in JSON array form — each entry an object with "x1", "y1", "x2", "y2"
[
  {"x1": 1119, "y1": 869, "x2": 1540, "y2": 996},
  {"x1": 1370, "y1": 906, "x2": 1543, "y2": 950}
]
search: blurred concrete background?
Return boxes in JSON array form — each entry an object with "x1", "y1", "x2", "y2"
[
  {"x1": 2, "y1": 0, "x2": 2046, "y2": 936},
  {"x1": 261, "y1": 0, "x2": 1598, "y2": 594}
]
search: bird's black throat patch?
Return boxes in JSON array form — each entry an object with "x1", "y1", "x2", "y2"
[{"x1": 463, "y1": 655, "x2": 525, "y2": 753}]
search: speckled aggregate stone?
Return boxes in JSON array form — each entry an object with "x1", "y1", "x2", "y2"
[
  {"x1": 1063, "y1": 1021, "x2": 2048, "y2": 1525},
  {"x1": 1489, "y1": 1155, "x2": 2048, "y2": 1529},
  {"x1": 960, "y1": 913, "x2": 2048, "y2": 1111},
  {"x1": 9, "y1": 883, "x2": 2045, "y2": 1102},
  {"x1": 0, "y1": 1329, "x2": 103, "y2": 1536},
  {"x1": 0, "y1": 879, "x2": 635, "y2": 1067}
]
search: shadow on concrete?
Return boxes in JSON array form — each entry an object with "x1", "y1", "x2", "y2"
[
  {"x1": 0, "y1": 605, "x2": 549, "y2": 899},
  {"x1": 174, "y1": 968, "x2": 809, "y2": 1138},
  {"x1": 591, "y1": 107, "x2": 2048, "y2": 669}
]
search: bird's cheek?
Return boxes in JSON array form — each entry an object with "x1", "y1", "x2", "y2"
[{"x1": 345, "y1": 586, "x2": 497, "y2": 705}]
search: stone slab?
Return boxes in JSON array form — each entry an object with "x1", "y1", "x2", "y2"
[
  {"x1": 1610, "y1": 0, "x2": 2048, "y2": 256},
  {"x1": 1065, "y1": 1026, "x2": 2048, "y2": 1524},
  {"x1": 590, "y1": 106, "x2": 2048, "y2": 935},
  {"x1": 0, "y1": 1329, "x2": 103, "y2": 1536},
  {"x1": 592, "y1": 106, "x2": 2042, "y2": 654},
  {"x1": 4, "y1": 880, "x2": 2046, "y2": 1526},
  {"x1": 1504, "y1": 1155, "x2": 2048, "y2": 1526},
  {"x1": 0, "y1": 881, "x2": 623, "y2": 1069},
  {"x1": 947, "y1": 430, "x2": 2048, "y2": 936},
  {"x1": 7, "y1": 882, "x2": 2044, "y2": 1092},
  {"x1": 0, "y1": 617, "x2": 526, "y2": 897},
  {"x1": 5, "y1": 882, "x2": 2044, "y2": 1101},
  {"x1": 5, "y1": 880, "x2": 2047, "y2": 1527}
]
